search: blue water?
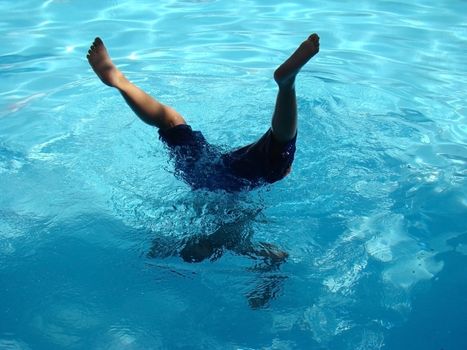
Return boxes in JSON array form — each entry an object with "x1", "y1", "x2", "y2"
[{"x1": 1, "y1": 0, "x2": 466, "y2": 349}]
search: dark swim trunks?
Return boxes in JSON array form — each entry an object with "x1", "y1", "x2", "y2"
[{"x1": 158, "y1": 124, "x2": 296, "y2": 192}]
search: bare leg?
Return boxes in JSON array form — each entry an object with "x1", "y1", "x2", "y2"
[
  {"x1": 86, "y1": 37, "x2": 186, "y2": 129},
  {"x1": 271, "y1": 34, "x2": 320, "y2": 142}
]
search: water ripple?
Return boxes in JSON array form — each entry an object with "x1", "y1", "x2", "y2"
[{"x1": 1, "y1": 0, "x2": 467, "y2": 349}]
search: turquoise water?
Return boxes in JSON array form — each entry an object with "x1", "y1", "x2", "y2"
[{"x1": 1, "y1": 0, "x2": 467, "y2": 349}]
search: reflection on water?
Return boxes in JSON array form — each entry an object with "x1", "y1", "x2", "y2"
[{"x1": 148, "y1": 203, "x2": 288, "y2": 309}]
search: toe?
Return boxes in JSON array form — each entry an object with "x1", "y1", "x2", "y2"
[{"x1": 310, "y1": 34, "x2": 319, "y2": 46}]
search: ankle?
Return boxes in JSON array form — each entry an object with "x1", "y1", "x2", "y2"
[
  {"x1": 115, "y1": 75, "x2": 130, "y2": 90},
  {"x1": 278, "y1": 82, "x2": 296, "y2": 93}
]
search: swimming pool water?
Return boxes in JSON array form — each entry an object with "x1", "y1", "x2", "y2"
[{"x1": 1, "y1": 1, "x2": 466, "y2": 349}]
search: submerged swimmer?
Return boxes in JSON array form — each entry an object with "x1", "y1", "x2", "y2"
[{"x1": 86, "y1": 34, "x2": 320, "y2": 191}]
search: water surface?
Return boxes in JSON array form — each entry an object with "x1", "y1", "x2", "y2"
[{"x1": 1, "y1": 1, "x2": 466, "y2": 349}]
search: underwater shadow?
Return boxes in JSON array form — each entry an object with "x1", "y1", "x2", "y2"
[{"x1": 147, "y1": 203, "x2": 288, "y2": 309}]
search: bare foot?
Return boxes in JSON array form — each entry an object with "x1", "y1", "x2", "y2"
[
  {"x1": 255, "y1": 242, "x2": 289, "y2": 264},
  {"x1": 86, "y1": 37, "x2": 126, "y2": 88},
  {"x1": 274, "y1": 33, "x2": 320, "y2": 88}
]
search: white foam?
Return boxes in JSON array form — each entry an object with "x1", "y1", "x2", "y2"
[
  {"x1": 349, "y1": 213, "x2": 410, "y2": 262},
  {"x1": 355, "y1": 330, "x2": 385, "y2": 350},
  {"x1": 0, "y1": 159, "x2": 23, "y2": 174},
  {"x1": 300, "y1": 300, "x2": 353, "y2": 345},
  {"x1": 382, "y1": 251, "x2": 444, "y2": 289},
  {"x1": 348, "y1": 211, "x2": 447, "y2": 290},
  {"x1": 27, "y1": 133, "x2": 70, "y2": 162},
  {"x1": 323, "y1": 259, "x2": 367, "y2": 294},
  {"x1": 300, "y1": 304, "x2": 338, "y2": 344}
]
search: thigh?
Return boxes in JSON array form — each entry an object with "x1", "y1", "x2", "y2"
[{"x1": 225, "y1": 128, "x2": 297, "y2": 184}]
